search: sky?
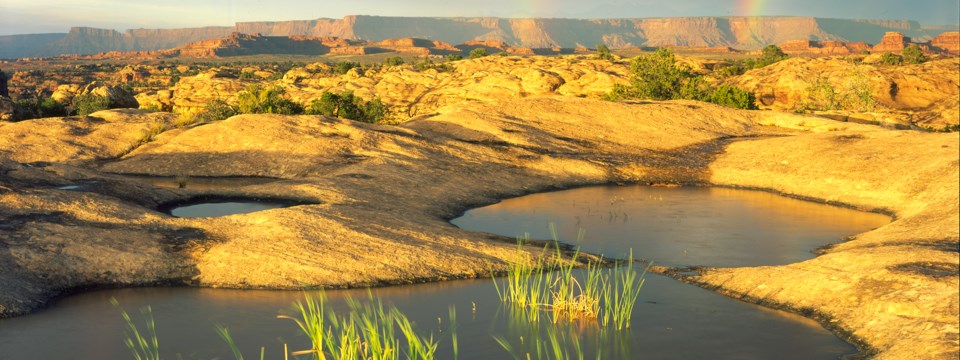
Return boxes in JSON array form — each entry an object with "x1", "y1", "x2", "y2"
[{"x1": 1, "y1": 0, "x2": 958, "y2": 35}]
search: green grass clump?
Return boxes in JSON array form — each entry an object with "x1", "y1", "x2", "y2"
[
  {"x1": 280, "y1": 292, "x2": 444, "y2": 360},
  {"x1": 492, "y1": 225, "x2": 648, "y2": 328},
  {"x1": 111, "y1": 298, "x2": 161, "y2": 360}
]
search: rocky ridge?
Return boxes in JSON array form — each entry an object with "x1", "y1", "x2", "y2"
[{"x1": 3, "y1": 16, "x2": 956, "y2": 59}]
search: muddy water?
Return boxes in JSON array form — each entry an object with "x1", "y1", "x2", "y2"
[
  {"x1": 0, "y1": 186, "x2": 889, "y2": 359},
  {"x1": 452, "y1": 186, "x2": 889, "y2": 267}
]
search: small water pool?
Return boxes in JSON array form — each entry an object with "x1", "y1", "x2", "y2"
[
  {"x1": 0, "y1": 185, "x2": 889, "y2": 359},
  {"x1": 162, "y1": 199, "x2": 300, "y2": 218},
  {"x1": 452, "y1": 186, "x2": 889, "y2": 267}
]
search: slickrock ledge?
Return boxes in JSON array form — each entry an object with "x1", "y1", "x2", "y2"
[{"x1": 0, "y1": 97, "x2": 956, "y2": 359}]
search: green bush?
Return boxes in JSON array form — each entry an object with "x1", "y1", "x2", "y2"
[
  {"x1": 306, "y1": 91, "x2": 388, "y2": 123},
  {"x1": 333, "y1": 61, "x2": 361, "y2": 75},
  {"x1": 236, "y1": 85, "x2": 303, "y2": 115},
  {"x1": 385, "y1": 56, "x2": 405, "y2": 66},
  {"x1": 73, "y1": 93, "x2": 110, "y2": 115},
  {"x1": 412, "y1": 58, "x2": 453, "y2": 72},
  {"x1": 879, "y1": 52, "x2": 902, "y2": 66},
  {"x1": 40, "y1": 98, "x2": 67, "y2": 117},
  {"x1": 200, "y1": 99, "x2": 238, "y2": 121},
  {"x1": 596, "y1": 44, "x2": 614, "y2": 61},
  {"x1": 902, "y1": 44, "x2": 927, "y2": 64},
  {"x1": 445, "y1": 54, "x2": 463, "y2": 61},
  {"x1": 469, "y1": 48, "x2": 489, "y2": 59},
  {"x1": 608, "y1": 47, "x2": 757, "y2": 109},
  {"x1": 708, "y1": 85, "x2": 757, "y2": 110},
  {"x1": 627, "y1": 48, "x2": 691, "y2": 100},
  {"x1": 755, "y1": 45, "x2": 789, "y2": 68}
]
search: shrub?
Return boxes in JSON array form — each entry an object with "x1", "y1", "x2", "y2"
[
  {"x1": 306, "y1": 91, "x2": 388, "y2": 123},
  {"x1": 236, "y1": 85, "x2": 303, "y2": 115},
  {"x1": 627, "y1": 48, "x2": 692, "y2": 100},
  {"x1": 902, "y1": 44, "x2": 927, "y2": 64},
  {"x1": 879, "y1": 52, "x2": 902, "y2": 66},
  {"x1": 708, "y1": 85, "x2": 757, "y2": 110},
  {"x1": 385, "y1": 56, "x2": 405, "y2": 66},
  {"x1": 333, "y1": 61, "x2": 361, "y2": 75},
  {"x1": 755, "y1": 45, "x2": 789, "y2": 68},
  {"x1": 412, "y1": 58, "x2": 453, "y2": 72},
  {"x1": 73, "y1": 93, "x2": 110, "y2": 115},
  {"x1": 596, "y1": 44, "x2": 614, "y2": 61},
  {"x1": 39, "y1": 98, "x2": 67, "y2": 117},
  {"x1": 468, "y1": 48, "x2": 489, "y2": 59},
  {"x1": 445, "y1": 54, "x2": 463, "y2": 61},
  {"x1": 200, "y1": 99, "x2": 238, "y2": 121}
]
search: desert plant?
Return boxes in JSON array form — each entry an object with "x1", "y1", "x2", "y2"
[
  {"x1": 333, "y1": 61, "x2": 361, "y2": 75},
  {"x1": 236, "y1": 85, "x2": 303, "y2": 115},
  {"x1": 879, "y1": 52, "x2": 902, "y2": 66},
  {"x1": 306, "y1": 91, "x2": 388, "y2": 123},
  {"x1": 596, "y1": 44, "x2": 614, "y2": 61},
  {"x1": 625, "y1": 48, "x2": 692, "y2": 100},
  {"x1": 708, "y1": 85, "x2": 758, "y2": 110},
  {"x1": 445, "y1": 54, "x2": 463, "y2": 61},
  {"x1": 73, "y1": 93, "x2": 111, "y2": 115},
  {"x1": 385, "y1": 56, "x2": 405, "y2": 66},
  {"x1": 902, "y1": 44, "x2": 927, "y2": 64},
  {"x1": 200, "y1": 99, "x2": 239, "y2": 121},
  {"x1": 755, "y1": 45, "x2": 789, "y2": 68},
  {"x1": 469, "y1": 48, "x2": 489, "y2": 59}
]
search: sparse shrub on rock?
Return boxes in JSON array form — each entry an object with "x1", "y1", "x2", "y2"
[
  {"x1": 237, "y1": 85, "x2": 303, "y2": 115},
  {"x1": 708, "y1": 85, "x2": 757, "y2": 110},
  {"x1": 385, "y1": 56, "x2": 405, "y2": 66},
  {"x1": 755, "y1": 45, "x2": 789, "y2": 68},
  {"x1": 333, "y1": 61, "x2": 361, "y2": 75},
  {"x1": 469, "y1": 48, "x2": 489, "y2": 59},
  {"x1": 608, "y1": 47, "x2": 757, "y2": 109},
  {"x1": 306, "y1": 91, "x2": 388, "y2": 123},
  {"x1": 445, "y1": 54, "x2": 463, "y2": 61},
  {"x1": 879, "y1": 52, "x2": 903, "y2": 66},
  {"x1": 72, "y1": 93, "x2": 111, "y2": 115},
  {"x1": 596, "y1": 44, "x2": 614, "y2": 61},
  {"x1": 902, "y1": 44, "x2": 927, "y2": 64}
]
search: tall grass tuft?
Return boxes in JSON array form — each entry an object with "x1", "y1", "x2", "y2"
[
  {"x1": 493, "y1": 226, "x2": 648, "y2": 329},
  {"x1": 601, "y1": 250, "x2": 648, "y2": 330},
  {"x1": 110, "y1": 298, "x2": 161, "y2": 360},
  {"x1": 280, "y1": 292, "x2": 443, "y2": 360}
]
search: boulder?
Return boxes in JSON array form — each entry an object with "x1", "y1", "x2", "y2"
[{"x1": 78, "y1": 81, "x2": 139, "y2": 109}]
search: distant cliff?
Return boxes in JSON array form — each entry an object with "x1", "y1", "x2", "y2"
[{"x1": 1, "y1": 16, "x2": 956, "y2": 59}]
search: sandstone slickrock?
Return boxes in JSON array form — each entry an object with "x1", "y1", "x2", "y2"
[
  {"x1": 725, "y1": 57, "x2": 960, "y2": 130},
  {"x1": 0, "y1": 96, "x2": 956, "y2": 359},
  {"x1": 168, "y1": 55, "x2": 629, "y2": 120}
]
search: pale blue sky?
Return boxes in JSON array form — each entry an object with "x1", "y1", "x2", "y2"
[{"x1": 1, "y1": 0, "x2": 958, "y2": 35}]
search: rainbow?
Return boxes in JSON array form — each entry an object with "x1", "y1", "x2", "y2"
[{"x1": 737, "y1": 0, "x2": 767, "y2": 17}]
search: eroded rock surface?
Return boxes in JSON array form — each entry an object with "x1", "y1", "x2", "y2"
[{"x1": 0, "y1": 97, "x2": 957, "y2": 359}]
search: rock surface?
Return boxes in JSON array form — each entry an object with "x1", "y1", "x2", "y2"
[
  {"x1": 725, "y1": 57, "x2": 960, "y2": 130},
  {"x1": 0, "y1": 96, "x2": 956, "y2": 359}
]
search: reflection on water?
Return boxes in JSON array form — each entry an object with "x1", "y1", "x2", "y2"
[
  {"x1": 0, "y1": 274, "x2": 855, "y2": 360},
  {"x1": 0, "y1": 185, "x2": 877, "y2": 359},
  {"x1": 167, "y1": 201, "x2": 294, "y2": 218},
  {"x1": 452, "y1": 186, "x2": 890, "y2": 267}
]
